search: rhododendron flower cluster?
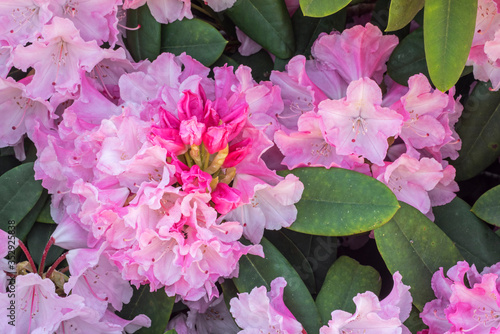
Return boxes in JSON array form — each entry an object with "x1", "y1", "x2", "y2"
[
  {"x1": 270, "y1": 23, "x2": 461, "y2": 218},
  {"x1": 467, "y1": 0, "x2": 500, "y2": 90},
  {"x1": 419, "y1": 261, "x2": 500, "y2": 334}
]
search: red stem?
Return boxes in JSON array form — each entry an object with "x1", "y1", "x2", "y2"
[
  {"x1": 18, "y1": 239, "x2": 37, "y2": 274},
  {"x1": 38, "y1": 237, "x2": 55, "y2": 275},
  {"x1": 46, "y1": 252, "x2": 67, "y2": 279}
]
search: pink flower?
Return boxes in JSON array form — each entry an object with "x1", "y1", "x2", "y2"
[
  {"x1": 421, "y1": 261, "x2": 500, "y2": 333},
  {"x1": 311, "y1": 23, "x2": 399, "y2": 84},
  {"x1": 320, "y1": 272, "x2": 412, "y2": 334},
  {"x1": 123, "y1": 0, "x2": 193, "y2": 24},
  {"x1": 318, "y1": 77, "x2": 403, "y2": 166},
  {"x1": 229, "y1": 277, "x2": 305, "y2": 333},
  {"x1": 12, "y1": 17, "x2": 105, "y2": 99}
]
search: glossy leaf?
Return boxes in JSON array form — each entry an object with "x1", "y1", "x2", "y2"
[
  {"x1": 387, "y1": 28, "x2": 429, "y2": 86},
  {"x1": 434, "y1": 197, "x2": 500, "y2": 270},
  {"x1": 292, "y1": 7, "x2": 347, "y2": 57},
  {"x1": 423, "y1": 0, "x2": 477, "y2": 91},
  {"x1": 265, "y1": 230, "x2": 316, "y2": 294},
  {"x1": 16, "y1": 191, "x2": 48, "y2": 241},
  {"x1": 161, "y1": 18, "x2": 227, "y2": 67},
  {"x1": 225, "y1": 0, "x2": 295, "y2": 59},
  {"x1": 472, "y1": 185, "x2": 500, "y2": 227},
  {"x1": 0, "y1": 162, "x2": 43, "y2": 234},
  {"x1": 278, "y1": 168, "x2": 400, "y2": 236},
  {"x1": 374, "y1": 202, "x2": 463, "y2": 311},
  {"x1": 453, "y1": 82, "x2": 500, "y2": 180},
  {"x1": 233, "y1": 238, "x2": 322, "y2": 333},
  {"x1": 315, "y1": 256, "x2": 381, "y2": 324},
  {"x1": 386, "y1": 0, "x2": 424, "y2": 32},
  {"x1": 117, "y1": 285, "x2": 175, "y2": 334},
  {"x1": 300, "y1": 0, "x2": 351, "y2": 18},
  {"x1": 125, "y1": 5, "x2": 162, "y2": 61}
]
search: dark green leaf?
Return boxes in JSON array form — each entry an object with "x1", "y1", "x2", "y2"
[
  {"x1": 265, "y1": 230, "x2": 316, "y2": 294},
  {"x1": 404, "y1": 305, "x2": 427, "y2": 333},
  {"x1": 299, "y1": 0, "x2": 352, "y2": 17},
  {"x1": 435, "y1": 197, "x2": 500, "y2": 270},
  {"x1": 26, "y1": 223, "x2": 64, "y2": 270},
  {"x1": 374, "y1": 202, "x2": 463, "y2": 311},
  {"x1": 212, "y1": 54, "x2": 240, "y2": 69},
  {"x1": 161, "y1": 18, "x2": 227, "y2": 66},
  {"x1": 387, "y1": 28, "x2": 429, "y2": 86},
  {"x1": 386, "y1": 0, "x2": 424, "y2": 32},
  {"x1": 233, "y1": 238, "x2": 322, "y2": 333},
  {"x1": 278, "y1": 168, "x2": 400, "y2": 236},
  {"x1": 292, "y1": 7, "x2": 346, "y2": 57},
  {"x1": 0, "y1": 155, "x2": 21, "y2": 177},
  {"x1": 36, "y1": 197, "x2": 56, "y2": 224},
  {"x1": 472, "y1": 185, "x2": 500, "y2": 227},
  {"x1": 125, "y1": 5, "x2": 162, "y2": 61},
  {"x1": 117, "y1": 285, "x2": 175, "y2": 334},
  {"x1": 16, "y1": 190, "x2": 48, "y2": 241},
  {"x1": 453, "y1": 82, "x2": 500, "y2": 180},
  {"x1": 0, "y1": 162, "x2": 43, "y2": 234},
  {"x1": 226, "y1": 0, "x2": 295, "y2": 59},
  {"x1": 230, "y1": 50, "x2": 274, "y2": 82},
  {"x1": 315, "y1": 256, "x2": 381, "y2": 324},
  {"x1": 423, "y1": 0, "x2": 477, "y2": 91}
]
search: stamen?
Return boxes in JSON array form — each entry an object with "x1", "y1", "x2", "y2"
[
  {"x1": 45, "y1": 252, "x2": 68, "y2": 278},
  {"x1": 18, "y1": 239, "x2": 37, "y2": 274}
]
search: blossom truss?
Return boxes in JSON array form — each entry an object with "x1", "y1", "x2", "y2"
[
  {"x1": 419, "y1": 260, "x2": 500, "y2": 333},
  {"x1": 30, "y1": 51, "x2": 303, "y2": 303},
  {"x1": 269, "y1": 23, "x2": 461, "y2": 218}
]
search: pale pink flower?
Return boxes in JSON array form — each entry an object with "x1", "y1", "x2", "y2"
[
  {"x1": 375, "y1": 154, "x2": 453, "y2": 215},
  {"x1": 12, "y1": 17, "x2": 105, "y2": 99},
  {"x1": 123, "y1": 0, "x2": 193, "y2": 24},
  {"x1": 230, "y1": 277, "x2": 305, "y2": 334},
  {"x1": 235, "y1": 27, "x2": 262, "y2": 56},
  {"x1": 320, "y1": 272, "x2": 412, "y2": 334},
  {"x1": 318, "y1": 77, "x2": 403, "y2": 166}
]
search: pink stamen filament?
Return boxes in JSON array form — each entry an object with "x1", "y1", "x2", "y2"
[
  {"x1": 11, "y1": 97, "x2": 31, "y2": 130},
  {"x1": 45, "y1": 252, "x2": 67, "y2": 279},
  {"x1": 38, "y1": 237, "x2": 55, "y2": 275}
]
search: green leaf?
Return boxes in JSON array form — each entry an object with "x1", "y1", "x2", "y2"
[
  {"x1": 0, "y1": 156, "x2": 21, "y2": 177},
  {"x1": 435, "y1": 197, "x2": 500, "y2": 270},
  {"x1": 117, "y1": 285, "x2": 175, "y2": 334},
  {"x1": 374, "y1": 202, "x2": 463, "y2": 311},
  {"x1": 315, "y1": 256, "x2": 381, "y2": 324},
  {"x1": 278, "y1": 168, "x2": 400, "y2": 236},
  {"x1": 164, "y1": 330, "x2": 177, "y2": 334},
  {"x1": 16, "y1": 190, "x2": 48, "y2": 241},
  {"x1": 292, "y1": 7, "x2": 347, "y2": 57},
  {"x1": 453, "y1": 82, "x2": 500, "y2": 180},
  {"x1": 386, "y1": 0, "x2": 424, "y2": 32},
  {"x1": 472, "y1": 185, "x2": 500, "y2": 227},
  {"x1": 225, "y1": 0, "x2": 295, "y2": 59},
  {"x1": 161, "y1": 18, "x2": 227, "y2": 66},
  {"x1": 233, "y1": 237, "x2": 322, "y2": 333},
  {"x1": 36, "y1": 197, "x2": 56, "y2": 224},
  {"x1": 230, "y1": 50, "x2": 274, "y2": 82},
  {"x1": 125, "y1": 5, "x2": 162, "y2": 61},
  {"x1": 0, "y1": 163, "x2": 43, "y2": 234},
  {"x1": 404, "y1": 305, "x2": 427, "y2": 333},
  {"x1": 387, "y1": 28, "x2": 429, "y2": 86},
  {"x1": 26, "y1": 222, "x2": 64, "y2": 270},
  {"x1": 423, "y1": 0, "x2": 477, "y2": 91},
  {"x1": 265, "y1": 230, "x2": 316, "y2": 294},
  {"x1": 300, "y1": 0, "x2": 352, "y2": 17}
]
